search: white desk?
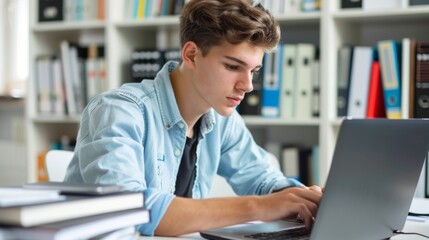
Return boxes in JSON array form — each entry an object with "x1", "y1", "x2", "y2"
[
  {"x1": 140, "y1": 222, "x2": 429, "y2": 240},
  {"x1": 140, "y1": 198, "x2": 429, "y2": 240}
]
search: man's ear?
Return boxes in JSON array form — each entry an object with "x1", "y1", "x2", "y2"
[{"x1": 182, "y1": 41, "x2": 198, "y2": 69}]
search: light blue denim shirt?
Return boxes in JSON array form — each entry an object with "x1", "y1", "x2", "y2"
[{"x1": 64, "y1": 61, "x2": 302, "y2": 236}]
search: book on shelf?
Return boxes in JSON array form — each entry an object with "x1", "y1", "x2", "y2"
[
  {"x1": 130, "y1": 48, "x2": 180, "y2": 83},
  {"x1": 409, "y1": 0, "x2": 429, "y2": 5},
  {"x1": 366, "y1": 61, "x2": 386, "y2": 118},
  {"x1": 337, "y1": 46, "x2": 354, "y2": 117},
  {"x1": 341, "y1": 0, "x2": 362, "y2": 9},
  {"x1": 281, "y1": 145, "x2": 317, "y2": 186},
  {"x1": 38, "y1": 0, "x2": 64, "y2": 22},
  {"x1": 63, "y1": 0, "x2": 105, "y2": 22},
  {"x1": 0, "y1": 208, "x2": 148, "y2": 240},
  {"x1": 301, "y1": 0, "x2": 321, "y2": 12},
  {"x1": 0, "y1": 190, "x2": 144, "y2": 227},
  {"x1": 414, "y1": 41, "x2": 429, "y2": 118},
  {"x1": 124, "y1": 0, "x2": 184, "y2": 19},
  {"x1": 60, "y1": 40, "x2": 78, "y2": 115},
  {"x1": 38, "y1": 0, "x2": 105, "y2": 23},
  {"x1": 295, "y1": 44, "x2": 316, "y2": 119},
  {"x1": 261, "y1": 47, "x2": 282, "y2": 118},
  {"x1": 35, "y1": 56, "x2": 53, "y2": 114},
  {"x1": 284, "y1": 0, "x2": 302, "y2": 13},
  {"x1": 377, "y1": 40, "x2": 402, "y2": 119},
  {"x1": 401, "y1": 38, "x2": 411, "y2": 119},
  {"x1": 279, "y1": 44, "x2": 297, "y2": 119},
  {"x1": 407, "y1": 38, "x2": 417, "y2": 118},
  {"x1": 239, "y1": 42, "x2": 319, "y2": 120},
  {"x1": 36, "y1": 41, "x2": 105, "y2": 116},
  {"x1": 347, "y1": 46, "x2": 374, "y2": 118},
  {"x1": 239, "y1": 57, "x2": 264, "y2": 116},
  {"x1": 311, "y1": 51, "x2": 320, "y2": 118},
  {"x1": 86, "y1": 44, "x2": 107, "y2": 101},
  {"x1": 362, "y1": 0, "x2": 405, "y2": 10}
]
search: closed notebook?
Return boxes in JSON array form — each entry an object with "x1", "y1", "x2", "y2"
[
  {"x1": 0, "y1": 208, "x2": 148, "y2": 240},
  {"x1": 22, "y1": 182, "x2": 125, "y2": 195},
  {"x1": 0, "y1": 191, "x2": 143, "y2": 227}
]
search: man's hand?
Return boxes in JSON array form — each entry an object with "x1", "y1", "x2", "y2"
[
  {"x1": 155, "y1": 185, "x2": 323, "y2": 236},
  {"x1": 256, "y1": 185, "x2": 323, "y2": 229}
]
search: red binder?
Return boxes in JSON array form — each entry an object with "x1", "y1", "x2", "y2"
[{"x1": 366, "y1": 61, "x2": 386, "y2": 118}]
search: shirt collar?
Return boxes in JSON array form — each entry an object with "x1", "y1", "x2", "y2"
[{"x1": 154, "y1": 61, "x2": 216, "y2": 134}]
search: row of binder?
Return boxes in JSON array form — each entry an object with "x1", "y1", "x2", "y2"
[
  {"x1": 337, "y1": 39, "x2": 429, "y2": 119},
  {"x1": 239, "y1": 43, "x2": 320, "y2": 120},
  {"x1": 38, "y1": 0, "x2": 106, "y2": 22},
  {"x1": 36, "y1": 42, "x2": 106, "y2": 116}
]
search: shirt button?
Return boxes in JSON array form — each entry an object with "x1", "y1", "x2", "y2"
[
  {"x1": 174, "y1": 149, "x2": 181, "y2": 157},
  {"x1": 178, "y1": 122, "x2": 185, "y2": 129}
]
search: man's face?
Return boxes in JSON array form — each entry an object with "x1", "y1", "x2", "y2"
[{"x1": 192, "y1": 41, "x2": 265, "y2": 116}]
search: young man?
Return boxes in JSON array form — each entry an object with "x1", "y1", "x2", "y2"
[{"x1": 64, "y1": 0, "x2": 322, "y2": 236}]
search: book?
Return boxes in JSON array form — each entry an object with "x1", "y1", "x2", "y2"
[
  {"x1": 362, "y1": 0, "x2": 403, "y2": 10},
  {"x1": 0, "y1": 188, "x2": 63, "y2": 207},
  {"x1": 130, "y1": 49, "x2": 164, "y2": 82},
  {"x1": 36, "y1": 56, "x2": 52, "y2": 114},
  {"x1": 301, "y1": 0, "x2": 320, "y2": 12},
  {"x1": 86, "y1": 44, "x2": 105, "y2": 101},
  {"x1": 240, "y1": 57, "x2": 264, "y2": 116},
  {"x1": 347, "y1": 46, "x2": 374, "y2": 118},
  {"x1": 414, "y1": 41, "x2": 429, "y2": 118},
  {"x1": 279, "y1": 44, "x2": 297, "y2": 119},
  {"x1": 0, "y1": 208, "x2": 148, "y2": 240},
  {"x1": 366, "y1": 61, "x2": 386, "y2": 118},
  {"x1": 283, "y1": 0, "x2": 301, "y2": 14},
  {"x1": 337, "y1": 46, "x2": 354, "y2": 117},
  {"x1": 401, "y1": 38, "x2": 411, "y2": 119},
  {"x1": 22, "y1": 182, "x2": 125, "y2": 195},
  {"x1": 281, "y1": 146, "x2": 313, "y2": 186},
  {"x1": 409, "y1": 38, "x2": 417, "y2": 118},
  {"x1": 409, "y1": 0, "x2": 429, "y2": 5},
  {"x1": 311, "y1": 54, "x2": 320, "y2": 118},
  {"x1": 38, "y1": 0, "x2": 63, "y2": 22},
  {"x1": 51, "y1": 57, "x2": 66, "y2": 115},
  {"x1": 401, "y1": 38, "x2": 418, "y2": 119},
  {"x1": 294, "y1": 44, "x2": 316, "y2": 119},
  {"x1": 261, "y1": 47, "x2": 283, "y2": 118},
  {"x1": 378, "y1": 40, "x2": 402, "y2": 119},
  {"x1": 60, "y1": 40, "x2": 78, "y2": 115},
  {"x1": 0, "y1": 191, "x2": 144, "y2": 227},
  {"x1": 341, "y1": 0, "x2": 362, "y2": 8}
]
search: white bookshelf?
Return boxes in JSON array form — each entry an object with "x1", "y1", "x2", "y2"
[{"x1": 24, "y1": 0, "x2": 429, "y2": 186}]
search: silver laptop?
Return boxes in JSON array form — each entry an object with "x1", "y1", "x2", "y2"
[{"x1": 200, "y1": 119, "x2": 429, "y2": 240}]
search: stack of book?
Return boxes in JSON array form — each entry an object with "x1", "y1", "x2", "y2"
[{"x1": 0, "y1": 182, "x2": 149, "y2": 240}]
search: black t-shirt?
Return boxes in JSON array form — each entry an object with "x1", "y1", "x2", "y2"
[{"x1": 174, "y1": 121, "x2": 200, "y2": 198}]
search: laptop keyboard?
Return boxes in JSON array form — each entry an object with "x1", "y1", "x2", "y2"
[{"x1": 244, "y1": 227, "x2": 311, "y2": 240}]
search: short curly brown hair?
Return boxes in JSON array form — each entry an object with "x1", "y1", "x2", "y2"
[{"x1": 179, "y1": 0, "x2": 280, "y2": 56}]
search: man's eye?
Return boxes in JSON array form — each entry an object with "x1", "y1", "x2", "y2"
[
  {"x1": 225, "y1": 64, "x2": 240, "y2": 71},
  {"x1": 252, "y1": 69, "x2": 260, "y2": 76}
]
